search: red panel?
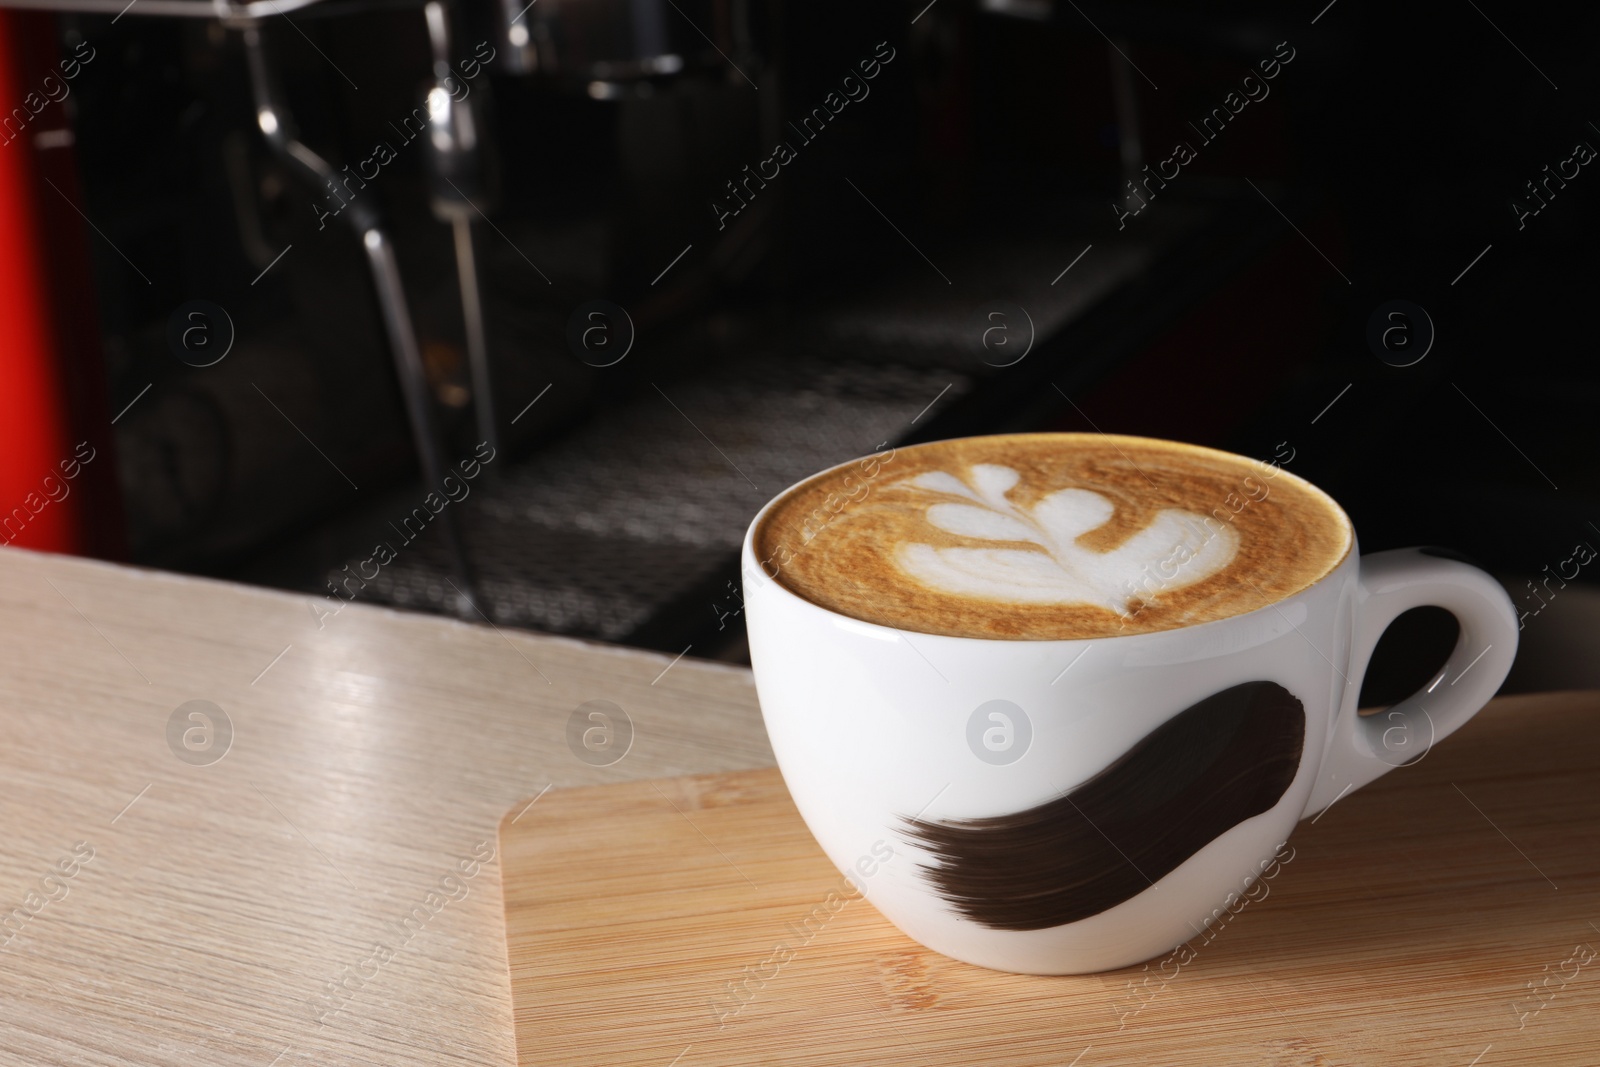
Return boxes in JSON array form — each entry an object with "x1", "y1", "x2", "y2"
[{"x1": 0, "y1": 11, "x2": 122, "y2": 557}]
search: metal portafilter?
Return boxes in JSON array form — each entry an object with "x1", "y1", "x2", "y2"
[
  {"x1": 242, "y1": 20, "x2": 482, "y2": 619},
  {"x1": 422, "y1": 0, "x2": 500, "y2": 466}
]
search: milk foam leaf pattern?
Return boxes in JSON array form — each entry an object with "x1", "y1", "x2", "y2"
[
  {"x1": 902, "y1": 680, "x2": 1305, "y2": 931},
  {"x1": 925, "y1": 504, "x2": 1040, "y2": 545},
  {"x1": 897, "y1": 464, "x2": 1238, "y2": 613}
]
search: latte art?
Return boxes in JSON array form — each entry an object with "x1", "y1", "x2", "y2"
[
  {"x1": 753, "y1": 433, "x2": 1352, "y2": 640},
  {"x1": 895, "y1": 464, "x2": 1238, "y2": 613}
]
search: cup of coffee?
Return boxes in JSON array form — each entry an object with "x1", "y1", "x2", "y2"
[{"x1": 741, "y1": 432, "x2": 1518, "y2": 974}]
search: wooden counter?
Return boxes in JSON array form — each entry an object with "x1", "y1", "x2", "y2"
[{"x1": 0, "y1": 547, "x2": 772, "y2": 1066}]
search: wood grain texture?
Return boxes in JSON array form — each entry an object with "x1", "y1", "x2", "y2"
[
  {"x1": 0, "y1": 546, "x2": 773, "y2": 1067},
  {"x1": 501, "y1": 692, "x2": 1600, "y2": 1067}
]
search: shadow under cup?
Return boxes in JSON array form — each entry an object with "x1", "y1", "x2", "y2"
[{"x1": 740, "y1": 436, "x2": 1519, "y2": 974}]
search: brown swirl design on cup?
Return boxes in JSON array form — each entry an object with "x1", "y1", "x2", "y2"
[{"x1": 901, "y1": 680, "x2": 1305, "y2": 931}]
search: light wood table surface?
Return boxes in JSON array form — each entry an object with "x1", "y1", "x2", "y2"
[{"x1": 0, "y1": 547, "x2": 774, "y2": 1067}]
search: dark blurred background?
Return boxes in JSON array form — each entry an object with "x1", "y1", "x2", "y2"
[{"x1": 0, "y1": 0, "x2": 1594, "y2": 700}]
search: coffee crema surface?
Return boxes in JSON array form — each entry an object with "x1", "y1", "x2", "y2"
[{"x1": 753, "y1": 433, "x2": 1352, "y2": 639}]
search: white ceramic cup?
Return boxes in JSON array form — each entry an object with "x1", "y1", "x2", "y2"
[{"x1": 742, "y1": 435, "x2": 1519, "y2": 974}]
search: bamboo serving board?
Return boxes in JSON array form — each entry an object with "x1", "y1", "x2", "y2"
[{"x1": 498, "y1": 692, "x2": 1600, "y2": 1067}]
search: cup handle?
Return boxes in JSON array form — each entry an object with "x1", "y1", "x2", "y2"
[{"x1": 1301, "y1": 547, "x2": 1520, "y2": 819}]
